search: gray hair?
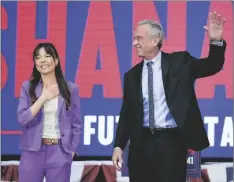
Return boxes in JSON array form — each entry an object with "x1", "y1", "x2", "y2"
[{"x1": 138, "y1": 20, "x2": 164, "y2": 48}]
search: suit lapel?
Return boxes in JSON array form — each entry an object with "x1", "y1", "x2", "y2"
[
  {"x1": 161, "y1": 52, "x2": 170, "y2": 91},
  {"x1": 35, "y1": 82, "x2": 42, "y2": 98},
  {"x1": 135, "y1": 60, "x2": 144, "y2": 104},
  {"x1": 57, "y1": 95, "x2": 65, "y2": 117},
  {"x1": 133, "y1": 61, "x2": 144, "y2": 127}
]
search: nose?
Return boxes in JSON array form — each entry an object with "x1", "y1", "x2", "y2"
[
  {"x1": 133, "y1": 39, "x2": 137, "y2": 46},
  {"x1": 40, "y1": 58, "x2": 45, "y2": 64},
  {"x1": 40, "y1": 58, "x2": 46, "y2": 63}
]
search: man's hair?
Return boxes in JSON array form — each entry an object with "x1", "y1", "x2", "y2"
[{"x1": 138, "y1": 20, "x2": 164, "y2": 49}]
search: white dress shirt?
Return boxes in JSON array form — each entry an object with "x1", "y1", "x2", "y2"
[{"x1": 142, "y1": 52, "x2": 177, "y2": 128}]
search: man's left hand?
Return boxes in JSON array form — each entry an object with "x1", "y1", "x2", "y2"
[
  {"x1": 72, "y1": 152, "x2": 75, "y2": 158},
  {"x1": 203, "y1": 11, "x2": 225, "y2": 41}
]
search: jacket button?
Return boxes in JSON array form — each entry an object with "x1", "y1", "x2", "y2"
[{"x1": 61, "y1": 134, "x2": 64, "y2": 137}]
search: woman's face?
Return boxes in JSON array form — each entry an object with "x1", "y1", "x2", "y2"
[{"x1": 34, "y1": 47, "x2": 58, "y2": 75}]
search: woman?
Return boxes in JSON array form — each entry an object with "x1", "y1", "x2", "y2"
[{"x1": 17, "y1": 42, "x2": 82, "y2": 182}]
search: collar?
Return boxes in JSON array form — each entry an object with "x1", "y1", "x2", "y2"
[{"x1": 143, "y1": 51, "x2": 161, "y2": 65}]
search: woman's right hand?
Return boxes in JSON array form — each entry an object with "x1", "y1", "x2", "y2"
[{"x1": 40, "y1": 84, "x2": 59, "y2": 102}]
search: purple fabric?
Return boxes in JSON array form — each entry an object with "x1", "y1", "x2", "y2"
[
  {"x1": 19, "y1": 144, "x2": 72, "y2": 182},
  {"x1": 17, "y1": 80, "x2": 82, "y2": 154}
]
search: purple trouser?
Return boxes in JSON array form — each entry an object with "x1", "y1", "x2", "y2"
[{"x1": 19, "y1": 143, "x2": 72, "y2": 182}]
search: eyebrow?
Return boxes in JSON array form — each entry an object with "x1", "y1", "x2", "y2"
[{"x1": 133, "y1": 36, "x2": 143, "y2": 39}]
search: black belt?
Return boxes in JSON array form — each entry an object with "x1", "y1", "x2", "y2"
[{"x1": 142, "y1": 127, "x2": 179, "y2": 134}]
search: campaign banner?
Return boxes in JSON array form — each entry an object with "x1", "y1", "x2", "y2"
[{"x1": 1, "y1": 1, "x2": 233, "y2": 157}]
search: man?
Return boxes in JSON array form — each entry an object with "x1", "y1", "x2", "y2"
[{"x1": 112, "y1": 11, "x2": 226, "y2": 182}]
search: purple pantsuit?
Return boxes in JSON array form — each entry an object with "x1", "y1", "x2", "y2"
[{"x1": 17, "y1": 81, "x2": 82, "y2": 182}]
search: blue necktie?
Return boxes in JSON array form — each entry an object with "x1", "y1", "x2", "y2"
[{"x1": 147, "y1": 61, "x2": 155, "y2": 129}]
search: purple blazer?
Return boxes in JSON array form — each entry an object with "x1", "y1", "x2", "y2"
[{"x1": 17, "y1": 80, "x2": 82, "y2": 154}]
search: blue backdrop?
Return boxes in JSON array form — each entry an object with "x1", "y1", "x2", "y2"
[{"x1": 1, "y1": 1, "x2": 233, "y2": 158}]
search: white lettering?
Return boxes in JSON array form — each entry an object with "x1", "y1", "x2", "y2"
[
  {"x1": 220, "y1": 117, "x2": 233, "y2": 147},
  {"x1": 83, "y1": 115, "x2": 233, "y2": 149},
  {"x1": 204, "y1": 116, "x2": 219, "y2": 147},
  {"x1": 98, "y1": 115, "x2": 114, "y2": 145},
  {"x1": 187, "y1": 157, "x2": 194, "y2": 165},
  {"x1": 115, "y1": 116, "x2": 120, "y2": 123},
  {"x1": 84, "y1": 115, "x2": 96, "y2": 145},
  {"x1": 83, "y1": 115, "x2": 119, "y2": 145}
]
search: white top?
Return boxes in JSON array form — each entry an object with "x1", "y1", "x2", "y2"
[{"x1": 42, "y1": 97, "x2": 61, "y2": 139}]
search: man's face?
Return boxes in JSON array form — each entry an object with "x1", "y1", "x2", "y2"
[{"x1": 133, "y1": 24, "x2": 157, "y2": 59}]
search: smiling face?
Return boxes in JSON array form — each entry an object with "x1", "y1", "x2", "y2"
[
  {"x1": 133, "y1": 24, "x2": 160, "y2": 60},
  {"x1": 34, "y1": 47, "x2": 58, "y2": 75}
]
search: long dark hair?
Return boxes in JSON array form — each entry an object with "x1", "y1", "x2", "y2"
[{"x1": 29, "y1": 42, "x2": 71, "y2": 110}]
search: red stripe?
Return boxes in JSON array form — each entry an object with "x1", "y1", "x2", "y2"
[{"x1": 1, "y1": 130, "x2": 22, "y2": 135}]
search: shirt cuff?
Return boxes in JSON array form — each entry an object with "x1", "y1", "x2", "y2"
[{"x1": 210, "y1": 40, "x2": 223, "y2": 46}]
